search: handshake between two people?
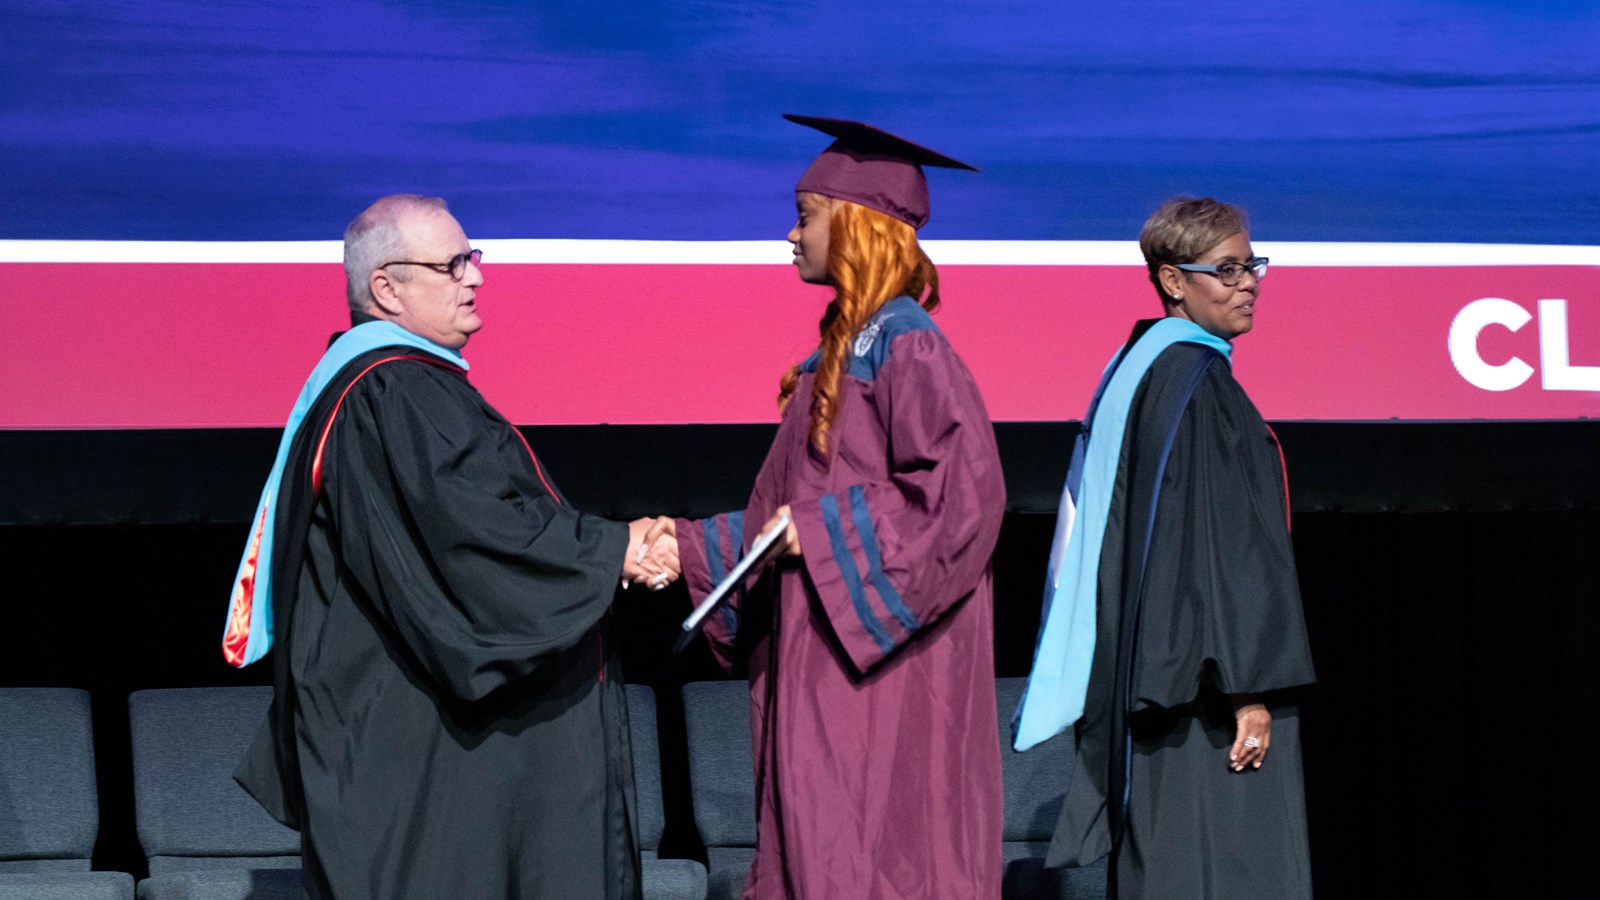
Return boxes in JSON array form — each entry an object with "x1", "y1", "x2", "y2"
[
  {"x1": 620, "y1": 507, "x2": 805, "y2": 591},
  {"x1": 623, "y1": 516, "x2": 681, "y2": 591}
]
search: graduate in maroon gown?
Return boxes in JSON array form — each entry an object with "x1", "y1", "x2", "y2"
[{"x1": 650, "y1": 116, "x2": 1007, "y2": 899}]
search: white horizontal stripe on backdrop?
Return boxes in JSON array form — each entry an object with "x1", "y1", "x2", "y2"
[{"x1": 1, "y1": 240, "x2": 1597, "y2": 267}]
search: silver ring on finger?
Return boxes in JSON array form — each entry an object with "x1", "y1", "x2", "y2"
[{"x1": 1243, "y1": 736, "x2": 1262, "y2": 749}]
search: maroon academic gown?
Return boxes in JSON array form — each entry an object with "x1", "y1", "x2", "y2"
[{"x1": 676, "y1": 297, "x2": 1007, "y2": 899}]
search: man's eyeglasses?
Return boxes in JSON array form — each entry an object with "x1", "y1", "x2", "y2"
[
  {"x1": 381, "y1": 249, "x2": 483, "y2": 282},
  {"x1": 1174, "y1": 256, "x2": 1268, "y2": 287}
]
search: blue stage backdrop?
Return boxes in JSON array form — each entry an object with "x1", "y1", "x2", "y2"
[{"x1": 3, "y1": 0, "x2": 1597, "y2": 244}]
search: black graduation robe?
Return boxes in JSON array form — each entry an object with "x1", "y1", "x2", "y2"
[
  {"x1": 1049, "y1": 328, "x2": 1317, "y2": 899},
  {"x1": 235, "y1": 338, "x2": 641, "y2": 900}
]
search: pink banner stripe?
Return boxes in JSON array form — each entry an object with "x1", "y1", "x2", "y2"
[{"x1": 2, "y1": 262, "x2": 1595, "y2": 427}]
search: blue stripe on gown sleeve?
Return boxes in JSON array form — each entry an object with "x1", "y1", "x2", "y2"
[
  {"x1": 819, "y1": 493, "x2": 896, "y2": 654},
  {"x1": 718, "y1": 512, "x2": 743, "y2": 633},
  {"x1": 847, "y1": 484, "x2": 918, "y2": 634}
]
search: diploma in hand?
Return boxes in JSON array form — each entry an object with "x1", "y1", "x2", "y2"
[{"x1": 672, "y1": 513, "x2": 792, "y2": 654}]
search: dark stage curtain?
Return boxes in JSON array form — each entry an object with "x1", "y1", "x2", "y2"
[{"x1": 1294, "y1": 510, "x2": 1600, "y2": 898}]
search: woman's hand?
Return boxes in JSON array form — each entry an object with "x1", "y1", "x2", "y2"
[
  {"x1": 766, "y1": 505, "x2": 802, "y2": 557},
  {"x1": 1229, "y1": 695, "x2": 1271, "y2": 772},
  {"x1": 624, "y1": 517, "x2": 680, "y2": 590}
]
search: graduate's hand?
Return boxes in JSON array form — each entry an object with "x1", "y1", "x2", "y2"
[
  {"x1": 643, "y1": 530, "x2": 680, "y2": 583},
  {"x1": 642, "y1": 516, "x2": 677, "y2": 548},
  {"x1": 637, "y1": 516, "x2": 681, "y2": 590},
  {"x1": 624, "y1": 517, "x2": 680, "y2": 590},
  {"x1": 765, "y1": 505, "x2": 802, "y2": 557},
  {"x1": 1228, "y1": 696, "x2": 1271, "y2": 772}
]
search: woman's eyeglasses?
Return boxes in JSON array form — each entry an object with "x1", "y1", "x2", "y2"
[{"x1": 1174, "y1": 256, "x2": 1268, "y2": 286}]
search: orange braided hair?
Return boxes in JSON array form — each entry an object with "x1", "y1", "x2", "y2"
[{"x1": 777, "y1": 200, "x2": 940, "y2": 452}]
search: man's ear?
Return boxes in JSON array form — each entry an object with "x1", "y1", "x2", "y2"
[{"x1": 369, "y1": 269, "x2": 403, "y2": 316}]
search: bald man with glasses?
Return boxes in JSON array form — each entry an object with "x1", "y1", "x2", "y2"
[{"x1": 226, "y1": 194, "x2": 673, "y2": 899}]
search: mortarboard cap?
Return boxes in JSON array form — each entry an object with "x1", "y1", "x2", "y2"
[{"x1": 786, "y1": 114, "x2": 978, "y2": 230}]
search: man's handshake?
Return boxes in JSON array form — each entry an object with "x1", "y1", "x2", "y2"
[{"x1": 623, "y1": 516, "x2": 681, "y2": 590}]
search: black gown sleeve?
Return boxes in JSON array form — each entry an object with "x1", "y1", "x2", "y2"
[
  {"x1": 321, "y1": 360, "x2": 630, "y2": 705},
  {"x1": 1129, "y1": 354, "x2": 1316, "y2": 709}
]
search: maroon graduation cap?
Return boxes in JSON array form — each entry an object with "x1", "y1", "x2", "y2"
[{"x1": 786, "y1": 114, "x2": 978, "y2": 230}]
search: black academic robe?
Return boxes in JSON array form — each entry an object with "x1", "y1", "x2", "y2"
[
  {"x1": 235, "y1": 343, "x2": 641, "y2": 900},
  {"x1": 1050, "y1": 334, "x2": 1316, "y2": 899}
]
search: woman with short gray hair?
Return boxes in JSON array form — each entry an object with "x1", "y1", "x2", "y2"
[{"x1": 1016, "y1": 197, "x2": 1316, "y2": 898}]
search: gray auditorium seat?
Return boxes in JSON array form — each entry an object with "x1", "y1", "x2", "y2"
[
  {"x1": 996, "y1": 676, "x2": 1106, "y2": 900},
  {"x1": 127, "y1": 687, "x2": 301, "y2": 900},
  {"x1": 0, "y1": 687, "x2": 135, "y2": 899},
  {"x1": 626, "y1": 684, "x2": 709, "y2": 900},
  {"x1": 680, "y1": 681, "x2": 753, "y2": 900},
  {"x1": 132, "y1": 685, "x2": 702, "y2": 899}
]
